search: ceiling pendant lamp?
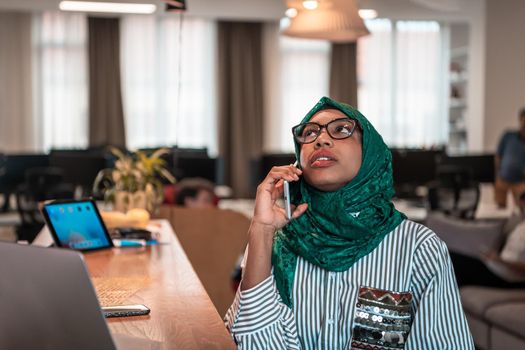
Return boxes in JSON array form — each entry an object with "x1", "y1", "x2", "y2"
[
  {"x1": 163, "y1": 0, "x2": 187, "y2": 12},
  {"x1": 282, "y1": 0, "x2": 370, "y2": 43}
]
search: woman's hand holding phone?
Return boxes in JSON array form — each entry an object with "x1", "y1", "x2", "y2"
[
  {"x1": 253, "y1": 163, "x2": 307, "y2": 232},
  {"x1": 242, "y1": 163, "x2": 307, "y2": 291}
]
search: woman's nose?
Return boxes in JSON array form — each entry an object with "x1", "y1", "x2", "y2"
[{"x1": 315, "y1": 128, "x2": 333, "y2": 148}]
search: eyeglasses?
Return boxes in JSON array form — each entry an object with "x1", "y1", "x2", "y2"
[{"x1": 292, "y1": 118, "x2": 358, "y2": 144}]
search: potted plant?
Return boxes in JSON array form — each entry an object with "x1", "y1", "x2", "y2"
[{"x1": 94, "y1": 147, "x2": 175, "y2": 214}]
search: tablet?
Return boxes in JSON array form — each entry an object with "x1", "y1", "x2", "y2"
[{"x1": 41, "y1": 199, "x2": 113, "y2": 251}]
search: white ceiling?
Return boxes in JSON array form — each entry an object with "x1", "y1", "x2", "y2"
[{"x1": 0, "y1": 0, "x2": 479, "y2": 22}]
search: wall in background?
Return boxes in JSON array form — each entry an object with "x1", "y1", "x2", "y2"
[
  {"x1": 484, "y1": 0, "x2": 525, "y2": 151},
  {"x1": 0, "y1": 12, "x2": 37, "y2": 152},
  {"x1": 464, "y1": 0, "x2": 486, "y2": 152},
  {"x1": 0, "y1": 0, "x2": 496, "y2": 154}
]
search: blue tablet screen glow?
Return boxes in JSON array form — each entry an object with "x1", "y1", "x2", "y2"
[{"x1": 45, "y1": 201, "x2": 111, "y2": 250}]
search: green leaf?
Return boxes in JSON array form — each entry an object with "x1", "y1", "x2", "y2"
[
  {"x1": 110, "y1": 146, "x2": 127, "y2": 160},
  {"x1": 151, "y1": 147, "x2": 170, "y2": 159},
  {"x1": 159, "y1": 168, "x2": 176, "y2": 184}
]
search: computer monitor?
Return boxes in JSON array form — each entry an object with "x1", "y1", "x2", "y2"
[
  {"x1": 390, "y1": 149, "x2": 445, "y2": 198},
  {"x1": 172, "y1": 147, "x2": 209, "y2": 159},
  {"x1": 139, "y1": 147, "x2": 215, "y2": 183},
  {"x1": 258, "y1": 153, "x2": 297, "y2": 183},
  {"x1": 438, "y1": 154, "x2": 495, "y2": 183},
  {"x1": 49, "y1": 150, "x2": 110, "y2": 193},
  {"x1": 174, "y1": 156, "x2": 218, "y2": 183},
  {"x1": 0, "y1": 154, "x2": 50, "y2": 192},
  {"x1": 391, "y1": 149, "x2": 444, "y2": 185}
]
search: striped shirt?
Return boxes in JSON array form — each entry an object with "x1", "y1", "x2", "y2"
[{"x1": 225, "y1": 220, "x2": 474, "y2": 349}]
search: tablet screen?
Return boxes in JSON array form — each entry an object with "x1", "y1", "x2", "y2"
[{"x1": 42, "y1": 200, "x2": 112, "y2": 251}]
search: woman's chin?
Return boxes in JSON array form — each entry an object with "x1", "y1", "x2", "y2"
[{"x1": 305, "y1": 176, "x2": 347, "y2": 192}]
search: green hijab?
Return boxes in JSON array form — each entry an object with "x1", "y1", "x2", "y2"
[{"x1": 272, "y1": 96, "x2": 406, "y2": 308}]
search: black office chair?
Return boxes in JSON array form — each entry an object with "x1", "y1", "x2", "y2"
[
  {"x1": 0, "y1": 153, "x2": 5, "y2": 175},
  {"x1": 427, "y1": 165, "x2": 480, "y2": 220},
  {"x1": 0, "y1": 153, "x2": 7, "y2": 212},
  {"x1": 15, "y1": 167, "x2": 75, "y2": 242}
]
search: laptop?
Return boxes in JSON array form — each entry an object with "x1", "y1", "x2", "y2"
[
  {"x1": 0, "y1": 242, "x2": 161, "y2": 350},
  {"x1": 40, "y1": 199, "x2": 113, "y2": 251}
]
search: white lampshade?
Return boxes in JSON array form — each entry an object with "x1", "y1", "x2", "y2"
[{"x1": 282, "y1": 0, "x2": 370, "y2": 43}]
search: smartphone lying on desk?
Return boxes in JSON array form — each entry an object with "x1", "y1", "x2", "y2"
[{"x1": 102, "y1": 304, "x2": 150, "y2": 318}]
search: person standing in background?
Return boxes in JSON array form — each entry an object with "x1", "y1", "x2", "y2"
[{"x1": 495, "y1": 108, "x2": 525, "y2": 208}]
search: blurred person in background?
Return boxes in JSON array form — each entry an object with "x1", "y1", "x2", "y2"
[
  {"x1": 500, "y1": 191, "x2": 525, "y2": 264},
  {"x1": 174, "y1": 178, "x2": 217, "y2": 209},
  {"x1": 495, "y1": 108, "x2": 525, "y2": 208}
]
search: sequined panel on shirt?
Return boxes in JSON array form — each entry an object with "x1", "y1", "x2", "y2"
[{"x1": 350, "y1": 286, "x2": 413, "y2": 350}]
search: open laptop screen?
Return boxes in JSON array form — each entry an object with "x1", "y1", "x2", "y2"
[{"x1": 42, "y1": 200, "x2": 113, "y2": 251}]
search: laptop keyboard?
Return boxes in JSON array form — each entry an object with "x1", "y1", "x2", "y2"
[{"x1": 92, "y1": 276, "x2": 151, "y2": 306}]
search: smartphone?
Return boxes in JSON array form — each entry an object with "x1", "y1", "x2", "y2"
[
  {"x1": 283, "y1": 161, "x2": 298, "y2": 220},
  {"x1": 283, "y1": 180, "x2": 292, "y2": 220},
  {"x1": 101, "y1": 304, "x2": 150, "y2": 318}
]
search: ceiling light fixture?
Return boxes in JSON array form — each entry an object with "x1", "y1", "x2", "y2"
[
  {"x1": 302, "y1": 0, "x2": 319, "y2": 10},
  {"x1": 163, "y1": 0, "x2": 187, "y2": 12},
  {"x1": 282, "y1": 0, "x2": 370, "y2": 43},
  {"x1": 285, "y1": 8, "x2": 298, "y2": 18},
  {"x1": 59, "y1": 1, "x2": 156, "y2": 14},
  {"x1": 358, "y1": 9, "x2": 378, "y2": 20}
]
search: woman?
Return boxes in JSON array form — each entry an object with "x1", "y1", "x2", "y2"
[{"x1": 225, "y1": 97, "x2": 474, "y2": 349}]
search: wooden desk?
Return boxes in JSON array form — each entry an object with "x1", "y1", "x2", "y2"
[{"x1": 84, "y1": 220, "x2": 236, "y2": 349}]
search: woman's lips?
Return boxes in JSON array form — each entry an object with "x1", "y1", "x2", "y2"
[
  {"x1": 311, "y1": 158, "x2": 336, "y2": 168},
  {"x1": 310, "y1": 152, "x2": 337, "y2": 168}
]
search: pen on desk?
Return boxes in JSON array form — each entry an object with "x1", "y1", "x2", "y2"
[{"x1": 112, "y1": 239, "x2": 147, "y2": 247}]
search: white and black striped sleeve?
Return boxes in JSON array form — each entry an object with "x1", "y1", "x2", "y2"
[
  {"x1": 224, "y1": 275, "x2": 301, "y2": 350},
  {"x1": 406, "y1": 233, "x2": 475, "y2": 349}
]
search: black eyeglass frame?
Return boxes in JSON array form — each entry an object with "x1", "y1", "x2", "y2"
[{"x1": 291, "y1": 117, "x2": 358, "y2": 144}]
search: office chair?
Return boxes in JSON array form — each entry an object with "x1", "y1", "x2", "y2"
[
  {"x1": 15, "y1": 167, "x2": 75, "y2": 242},
  {"x1": 0, "y1": 153, "x2": 7, "y2": 212},
  {"x1": 427, "y1": 165, "x2": 480, "y2": 220}
]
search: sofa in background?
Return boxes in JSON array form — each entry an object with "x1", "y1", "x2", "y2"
[
  {"x1": 460, "y1": 286, "x2": 525, "y2": 349},
  {"x1": 426, "y1": 212, "x2": 525, "y2": 349},
  {"x1": 156, "y1": 206, "x2": 249, "y2": 317}
]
